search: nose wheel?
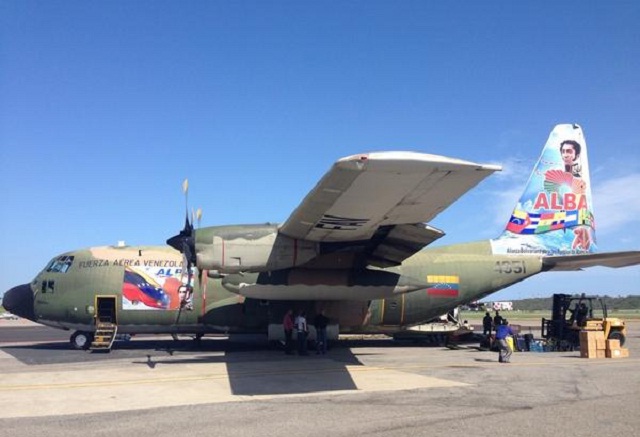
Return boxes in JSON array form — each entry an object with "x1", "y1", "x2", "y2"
[{"x1": 70, "y1": 331, "x2": 94, "y2": 350}]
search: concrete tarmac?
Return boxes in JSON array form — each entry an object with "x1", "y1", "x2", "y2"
[{"x1": 0, "y1": 320, "x2": 639, "y2": 436}]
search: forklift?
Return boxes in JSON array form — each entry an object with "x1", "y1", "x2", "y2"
[{"x1": 541, "y1": 293, "x2": 626, "y2": 351}]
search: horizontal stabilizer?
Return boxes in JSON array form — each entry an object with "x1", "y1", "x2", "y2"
[{"x1": 542, "y1": 251, "x2": 640, "y2": 271}]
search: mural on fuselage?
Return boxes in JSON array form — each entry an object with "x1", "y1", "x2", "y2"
[
  {"x1": 491, "y1": 124, "x2": 596, "y2": 255},
  {"x1": 122, "y1": 267, "x2": 179, "y2": 310},
  {"x1": 121, "y1": 265, "x2": 196, "y2": 311}
]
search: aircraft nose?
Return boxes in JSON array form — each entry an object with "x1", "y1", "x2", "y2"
[{"x1": 3, "y1": 283, "x2": 35, "y2": 321}]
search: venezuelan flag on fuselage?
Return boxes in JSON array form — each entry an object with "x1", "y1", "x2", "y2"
[{"x1": 426, "y1": 275, "x2": 459, "y2": 297}]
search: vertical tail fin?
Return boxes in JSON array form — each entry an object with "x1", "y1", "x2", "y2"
[{"x1": 491, "y1": 124, "x2": 597, "y2": 256}]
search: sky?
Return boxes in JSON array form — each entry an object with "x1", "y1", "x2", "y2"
[{"x1": 1, "y1": 1, "x2": 639, "y2": 301}]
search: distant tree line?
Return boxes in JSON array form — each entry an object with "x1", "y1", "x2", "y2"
[{"x1": 510, "y1": 295, "x2": 640, "y2": 311}]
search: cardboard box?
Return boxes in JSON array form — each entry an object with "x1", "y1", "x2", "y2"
[
  {"x1": 580, "y1": 331, "x2": 595, "y2": 349},
  {"x1": 581, "y1": 348, "x2": 604, "y2": 359},
  {"x1": 580, "y1": 330, "x2": 607, "y2": 350},
  {"x1": 580, "y1": 349, "x2": 594, "y2": 359},
  {"x1": 605, "y1": 348, "x2": 629, "y2": 359},
  {"x1": 606, "y1": 339, "x2": 621, "y2": 350}
]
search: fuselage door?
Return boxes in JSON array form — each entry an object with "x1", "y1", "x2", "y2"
[
  {"x1": 96, "y1": 296, "x2": 117, "y2": 324},
  {"x1": 382, "y1": 295, "x2": 404, "y2": 326}
]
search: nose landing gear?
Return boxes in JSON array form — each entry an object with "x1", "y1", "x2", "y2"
[{"x1": 70, "y1": 331, "x2": 94, "y2": 350}]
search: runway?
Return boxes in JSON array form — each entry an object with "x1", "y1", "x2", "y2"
[{"x1": 1, "y1": 320, "x2": 639, "y2": 436}]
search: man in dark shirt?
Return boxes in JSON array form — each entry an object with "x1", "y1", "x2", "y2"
[
  {"x1": 282, "y1": 309, "x2": 294, "y2": 355},
  {"x1": 493, "y1": 311, "x2": 503, "y2": 332},
  {"x1": 495, "y1": 319, "x2": 515, "y2": 363},
  {"x1": 314, "y1": 310, "x2": 330, "y2": 355},
  {"x1": 482, "y1": 312, "x2": 492, "y2": 336},
  {"x1": 576, "y1": 303, "x2": 589, "y2": 327}
]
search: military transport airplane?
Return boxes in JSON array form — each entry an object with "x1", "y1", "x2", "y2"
[{"x1": 3, "y1": 124, "x2": 639, "y2": 350}]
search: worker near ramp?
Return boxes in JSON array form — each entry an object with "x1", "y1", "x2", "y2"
[
  {"x1": 482, "y1": 311, "x2": 492, "y2": 336},
  {"x1": 314, "y1": 310, "x2": 330, "y2": 355},
  {"x1": 295, "y1": 310, "x2": 309, "y2": 356},
  {"x1": 495, "y1": 319, "x2": 515, "y2": 363}
]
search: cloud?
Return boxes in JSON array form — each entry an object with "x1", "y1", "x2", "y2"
[
  {"x1": 489, "y1": 156, "x2": 530, "y2": 182},
  {"x1": 592, "y1": 173, "x2": 640, "y2": 234},
  {"x1": 484, "y1": 156, "x2": 531, "y2": 228}
]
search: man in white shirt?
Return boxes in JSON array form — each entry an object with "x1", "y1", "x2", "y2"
[{"x1": 294, "y1": 310, "x2": 308, "y2": 355}]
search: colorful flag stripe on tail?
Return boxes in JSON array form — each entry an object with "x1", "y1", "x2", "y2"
[
  {"x1": 506, "y1": 209, "x2": 593, "y2": 235},
  {"x1": 426, "y1": 275, "x2": 459, "y2": 297}
]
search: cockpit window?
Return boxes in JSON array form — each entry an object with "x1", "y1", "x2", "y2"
[{"x1": 46, "y1": 255, "x2": 75, "y2": 273}]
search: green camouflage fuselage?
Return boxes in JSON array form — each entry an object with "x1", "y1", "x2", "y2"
[{"x1": 28, "y1": 240, "x2": 541, "y2": 335}]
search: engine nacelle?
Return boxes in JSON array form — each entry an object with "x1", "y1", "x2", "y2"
[{"x1": 195, "y1": 224, "x2": 318, "y2": 273}]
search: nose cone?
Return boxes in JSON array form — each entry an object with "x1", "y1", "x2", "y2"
[{"x1": 3, "y1": 284, "x2": 35, "y2": 321}]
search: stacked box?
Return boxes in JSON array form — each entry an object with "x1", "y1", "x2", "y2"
[
  {"x1": 594, "y1": 332, "x2": 606, "y2": 350},
  {"x1": 606, "y1": 339, "x2": 620, "y2": 350},
  {"x1": 580, "y1": 331, "x2": 606, "y2": 359},
  {"x1": 605, "y1": 348, "x2": 630, "y2": 359},
  {"x1": 605, "y1": 338, "x2": 629, "y2": 359}
]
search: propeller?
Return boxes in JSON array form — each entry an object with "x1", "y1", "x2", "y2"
[
  {"x1": 167, "y1": 179, "x2": 203, "y2": 318},
  {"x1": 167, "y1": 179, "x2": 196, "y2": 269}
]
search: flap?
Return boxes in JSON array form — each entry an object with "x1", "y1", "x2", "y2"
[{"x1": 368, "y1": 224, "x2": 445, "y2": 267}]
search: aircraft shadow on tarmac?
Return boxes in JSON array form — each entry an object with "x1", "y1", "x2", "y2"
[
  {"x1": 2, "y1": 338, "x2": 366, "y2": 396},
  {"x1": 0, "y1": 335, "x2": 456, "y2": 397}
]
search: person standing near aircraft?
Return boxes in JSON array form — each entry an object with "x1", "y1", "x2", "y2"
[
  {"x1": 493, "y1": 311, "x2": 503, "y2": 332},
  {"x1": 314, "y1": 310, "x2": 330, "y2": 355},
  {"x1": 295, "y1": 310, "x2": 308, "y2": 355},
  {"x1": 283, "y1": 309, "x2": 294, "y2": 355},
  {"x1": 482, "y1": 311, "x2": 492, "y2": 336},
  {"x1": 495, "y1": 320, "x2": 515, "y2": 363}
]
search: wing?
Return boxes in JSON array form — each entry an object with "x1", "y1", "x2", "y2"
[
  {"x1": 280, "y1": 151, "x2": 500, "y2": 266},
  {"x1": 543, "y1": 251, "x2": 640, "y2": 271}
]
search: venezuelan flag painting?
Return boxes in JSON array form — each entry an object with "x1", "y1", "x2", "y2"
[{"x1": 426, "y1": 275, "x2": 459, "y2": 297}]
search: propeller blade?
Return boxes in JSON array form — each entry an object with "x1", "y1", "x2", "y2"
[
  {"x1": 167, "y1": 179, "x2": 195, "y2": 261},
  {"x1": 196, "y1": 208, "x2": 202, "y2": 228}
]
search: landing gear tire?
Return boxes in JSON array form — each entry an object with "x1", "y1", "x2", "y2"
[
  {"x1": 608, "y1": 330, "x2": 626, "y2": 347},
  {"x1": 70, "y1": 331, "x2": 93, "y2": 350}
]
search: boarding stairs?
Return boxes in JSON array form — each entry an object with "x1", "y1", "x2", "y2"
[{"x1": 90, "y1": 321, "x2": 118, "y2": 351}]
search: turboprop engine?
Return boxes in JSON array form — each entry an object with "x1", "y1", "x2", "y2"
[{"x1": 170, "y1": 224, "x2": 319, "y2": 274}]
